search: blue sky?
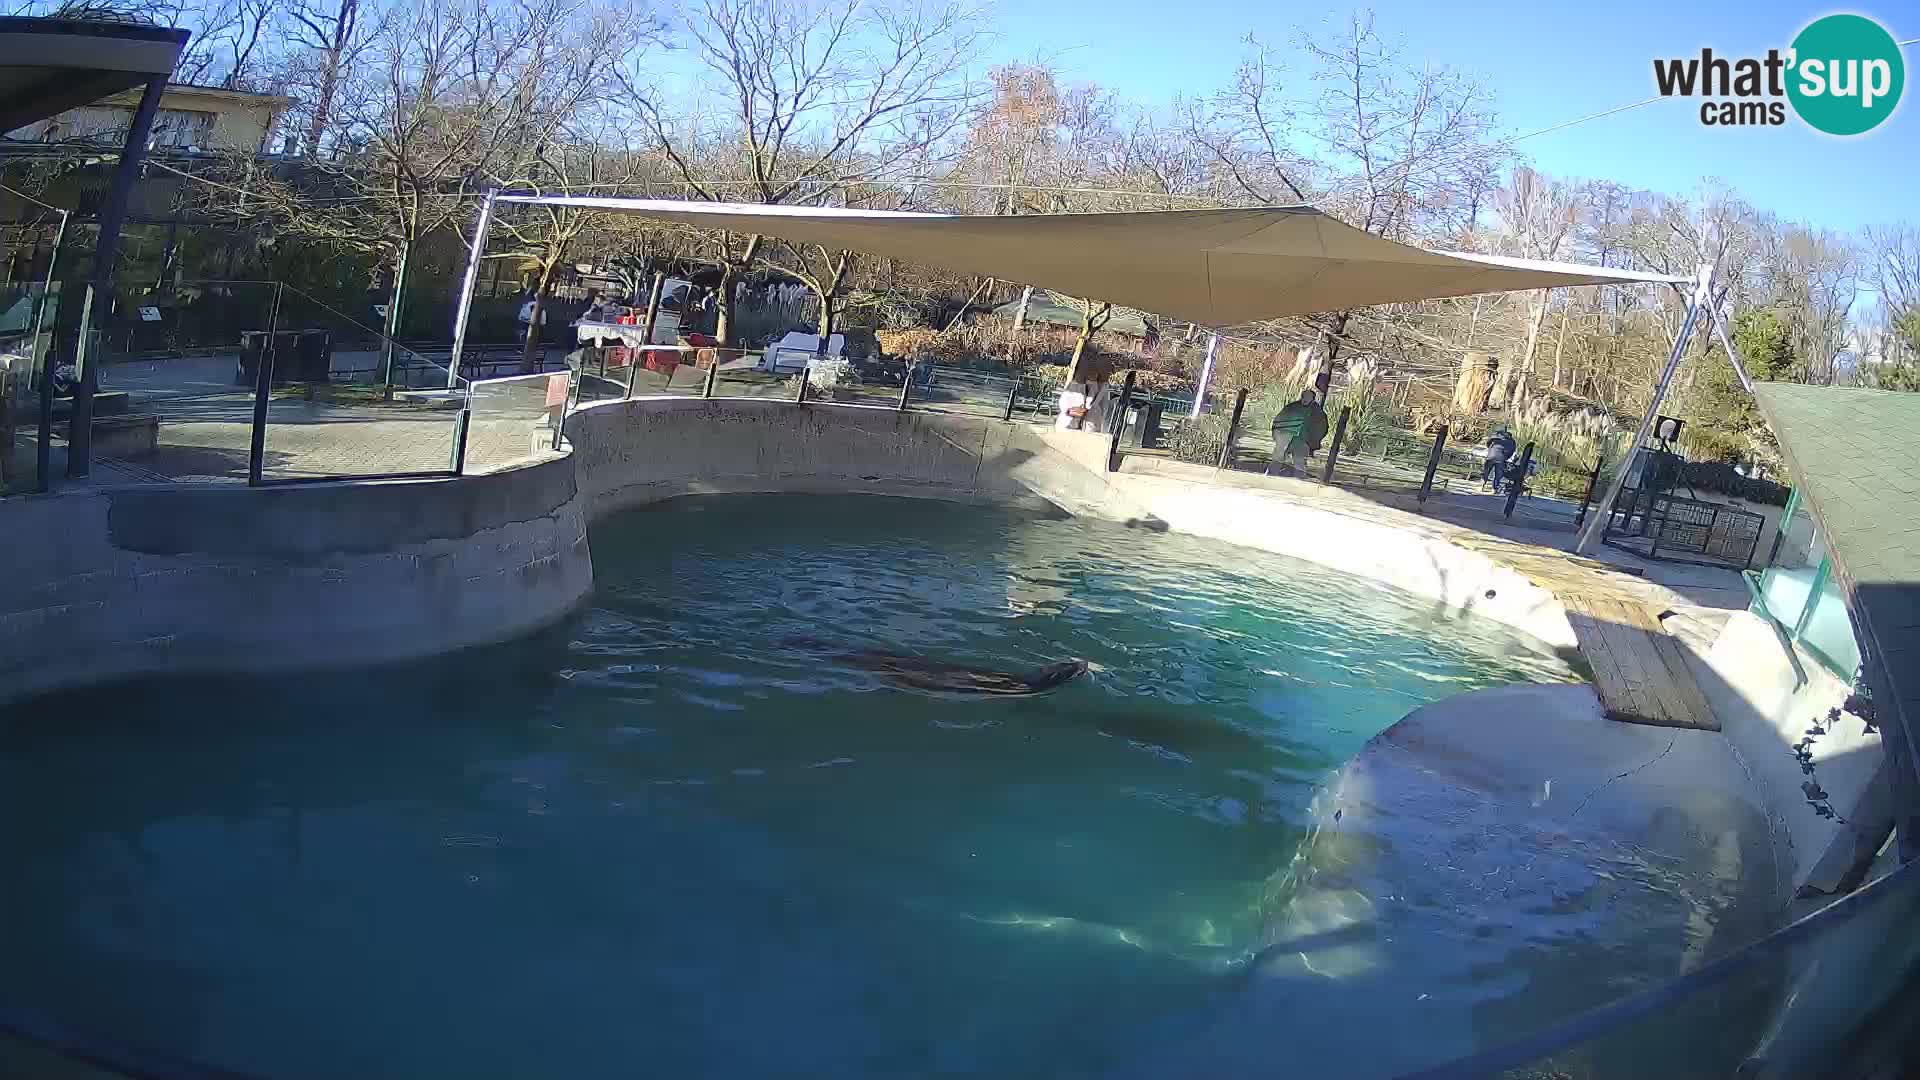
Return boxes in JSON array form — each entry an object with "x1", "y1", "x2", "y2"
[{"x1": 984, "y1": 0, "x2": 1915, "y2": 233}]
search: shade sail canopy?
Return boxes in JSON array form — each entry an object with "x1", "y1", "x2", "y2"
[
  {"x1": 0, "y1": 17, "x2": 187, "y2": 135},
  {"x1": 499, "y1": 196, "x2": 1688, "y2": 326}
]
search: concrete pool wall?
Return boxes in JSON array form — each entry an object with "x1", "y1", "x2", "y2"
[
  {"x1": 0, "y1": 453, "x2": 591, "y2": 704},
  {"x1": 564, "y1": 397, "x2": 1577, "y2": 652}
]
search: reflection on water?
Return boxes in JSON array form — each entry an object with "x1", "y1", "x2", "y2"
[{"x1": 1, "y1": 495, "x2": 1597, "y2": 1078}]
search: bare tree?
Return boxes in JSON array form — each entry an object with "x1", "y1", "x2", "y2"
[
  {"x1": 1191, "y1": 16, "x2": 1503, "y2": 382},
  {"x1": 171, "y1": 0, "x2": 282, "y2": 88},
  {"x1": 283, "y1": 0, "x2": 376, "y2": 157},
  {"x1": 617, "y1": 0, "x2": 986, "y2": 346}
]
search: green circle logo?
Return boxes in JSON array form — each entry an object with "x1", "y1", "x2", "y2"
[{"x1": 1787, "y1": 13, "x2": 1904, "y2": 136}]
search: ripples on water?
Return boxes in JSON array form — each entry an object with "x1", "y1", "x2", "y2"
[{"x1": 2, "y1": 495, "x2": 1584, "y2": 1078}]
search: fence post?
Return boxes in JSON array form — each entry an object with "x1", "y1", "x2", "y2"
[
  {"x1": 449, "y1": 406, "x2": 471, "y2": 475},
  {"x1": 1320, "y1": 405, "x2": 1351, "y2": 485},
  {"x1": 702, "y1": 359, "x2": 718, "y2": 399},
  {"x1": 1417, "y1": 424, "x2": 1448, "y2": 506},
  {"x1": 1216, "y1": 388, "x2": 1249, "y2": 471},
  {"x1": 1106, "y1": 370, "x2": 1137, "y2": 473},
  {"x1": 552, "y1": 369, "x2": 579, "y2": 452},
  {"x1": 624, "y1": 347, "x2": 642, "y2": 400},
  {"x1": 1574, "y1": 454, "x2": 1605, "y2": 529},
  {"x1": 247, "y1": 282, "x2": 284, "y2": 486},
  {"x1": 1503, "y1": 441, "x2": 1535, "y2": 519},
  {"x1": 1002, "y1": 384, "x2": 1018, "y2": 422},
  {"x1": 795, "y1": 367, "x2": 810, "y2": 404},
  {"x1": 897, "y1": 369, "x2": 912, "y2": 411}
]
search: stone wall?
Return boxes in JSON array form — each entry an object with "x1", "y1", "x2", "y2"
[{"x1": 0, "y1": 454, "x2": 591, "y2": 704}]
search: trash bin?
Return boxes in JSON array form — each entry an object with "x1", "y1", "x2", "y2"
[
  {"x1": 292, "y1": 329, "x2": 332, "y2": 382},
  {"x1": 237, "y1": 329, "x2": 333, "y2": 385}
]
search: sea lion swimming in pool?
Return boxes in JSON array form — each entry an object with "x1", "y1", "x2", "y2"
[
  {"x1": 840, "y1": 652, "x2": 1090, "y2": 696},
  {"x1": 781, "y1": 639, "x2": 1090, "y2": 696}
]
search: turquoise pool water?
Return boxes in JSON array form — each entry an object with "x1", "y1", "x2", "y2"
[{"x1": 1, "y1": 495, "x2": 1577, "y2": 1078}]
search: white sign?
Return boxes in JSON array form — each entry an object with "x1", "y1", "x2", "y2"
[{"x1": 139, "y1": 306, "x2": 162, "y2": 322}]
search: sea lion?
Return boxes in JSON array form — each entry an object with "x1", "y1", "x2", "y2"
[{"x1": 838, "y1": 651, "x2": 1090, "y2": 697}]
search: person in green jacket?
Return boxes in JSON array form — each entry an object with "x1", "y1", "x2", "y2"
[{"x1": 1267, "y1": 389, "x2": 1322, "y2": 477}]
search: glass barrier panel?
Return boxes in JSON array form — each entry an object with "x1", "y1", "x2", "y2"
[
  {"x1": 0, "y1": 284, "x2": 48, "y2": 495},
  {"x1": 464, "y1": 371, "x2": 569, "y2": 472},
  {"x1": 96, "y1": 281, "x2": 282, "y2": 483},
  {"x1": 1797, "y1": 559, "x2": 1862, "y2": 679}
]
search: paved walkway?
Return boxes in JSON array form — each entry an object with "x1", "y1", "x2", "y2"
[{"x1": 102, "y1": 355, "x2": 548, "y2": 481}]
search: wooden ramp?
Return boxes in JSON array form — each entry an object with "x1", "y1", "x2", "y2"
[
  {"x1": 1562, "y1": 595, "x2": 1718, "y2": 731},
  {"x1": 1453, "y1": 535, "x2": 1720, "y2": 732}
]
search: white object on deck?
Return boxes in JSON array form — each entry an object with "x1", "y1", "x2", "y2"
[{"x1": 761, "y1": 332, "x2": 843, "y2": 374}]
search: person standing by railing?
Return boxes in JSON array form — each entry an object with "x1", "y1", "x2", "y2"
[{"x1": 1267, "y1": 389, "x2": 1319, "y2": 477}]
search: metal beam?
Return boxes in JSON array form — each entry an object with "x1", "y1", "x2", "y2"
[
  {"x1": 1575, "y1": 262, "x2": 1715, "y2": 554},
  {"x1": 1190, "y1": 333, "x2": 1219, "y2": 418},
  {"x1": 446, "y1": 189, "x2": 498, "y2": 391},
  {"x1": 67, "y1": 74, "x2": 165, "y2": 478}
]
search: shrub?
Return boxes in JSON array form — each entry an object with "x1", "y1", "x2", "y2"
[{"x1": 1171, "y1": 412, "x2": 1231, "y2": 465}]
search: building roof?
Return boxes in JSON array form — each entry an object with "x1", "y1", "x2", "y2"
[
  {"x1": 0, "y1": 17, "x2": 187, "y2": 134},
  {"x1": 494, "y1": 196, "x2": 1690, "y2": 328},
  {"x1": 1752, "y1": 383, "x2": 1920, "y2": 799}
]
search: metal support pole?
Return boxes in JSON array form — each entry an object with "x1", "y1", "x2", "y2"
[
  {"x1": 896, "y1": 370, "x2": 912, "y2": 411},
  {"x1": 1417, "y1": 425, "x2": 1449, "y2": 505},
  {"x1": 553, "y1": 370, "x2": 578, "y2": 452},
  {"x1": 447, "y1": 189, "x2": 498, "y2": 391},
  {"x1": 1002, "y1": 385, "x2": 1018, "y2": 422},
  {"x1": 1574, "y1": 454, "x2": 1605, "y2": 529},
  {"x1": 795, "y1": 368, "x2": 809, "y2": 404},
  {"x1": 1503, "y1": 441, "x2": 1535, "y2": 518},
  {"x1": 702, "y1": 359, "x2": 717, "y2": 399},
  {"x1": 33, "y1": 209, "x2": 68, "y2": 493},
  {"x1": 1708, "y1": 302, "x2": 1757, "y2": 394},
  {"x1": 1191, "y1": 333, "x2": 1219, "y2": 418},
  {"x1": 1576, "y1": 263, "x2": 1715, "y2": 553},
  {"x1": 1321, "y1": 405, "x2": 1351, "y2": 485},
  {"x1": 1216, "y1": 388, "x2": 1249, "y2": 471},
  {"x1": 449, "y1": 407, "x2": 471, "y2": 474},
  {"x1": 1106, "y1": 369, "x2": 1136, "y2": 473},
  {"x1": 248, "y1": 283, "x2": 284, "y2": 485},
  {"x1": 380, "y1": 238, "x2": 410, "y2": 390},
  {"x1": 641, "y1": 271, "x2": 665, "y2": 344},
  {"x1": 69, "y1": 75, "x2": 166, "y2": 478},
  {"x1": 624, "y1": 347, "x2": 642, "y2": 399}
]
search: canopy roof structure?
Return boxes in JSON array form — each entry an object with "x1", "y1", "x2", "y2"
[
  {"x1": 0, "y1": 17, "x2": 187, "y2": 134},
  {"x1": 499, "y1": 196, "x2": 1688, "y2": 327}
]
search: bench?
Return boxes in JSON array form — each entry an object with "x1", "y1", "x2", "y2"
[{"x1": 74, "y1": 413, "x2": 159, "y2": 459}]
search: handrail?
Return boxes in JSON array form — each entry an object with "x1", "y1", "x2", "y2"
[{"x1": 1392, "y1": 855, "x2": 1920, "y2": 1080}]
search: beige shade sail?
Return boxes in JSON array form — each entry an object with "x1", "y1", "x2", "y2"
[{"x1": 498, "y1": 196, "x2": 1688, "y2": 326}]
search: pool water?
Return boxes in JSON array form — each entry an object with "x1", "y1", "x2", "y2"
[{"x1": 1, "y1": 495, "x2": 1578, "y2": 1079}]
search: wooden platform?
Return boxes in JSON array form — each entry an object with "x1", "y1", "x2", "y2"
[
  {"x1": 1562, "y1": 595, "x2": 1718, "y2": 730},
  {"x1": 1454, "y1": 535, "x2": 1720, "y2": 732}
]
